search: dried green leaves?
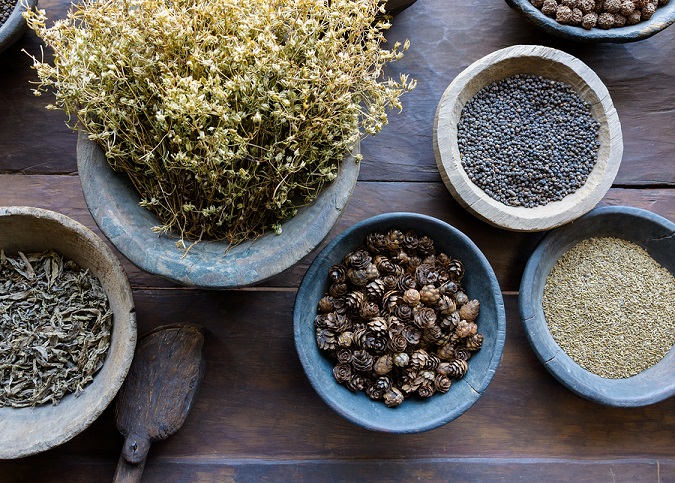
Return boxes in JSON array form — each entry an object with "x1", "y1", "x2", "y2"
[
  {"x1": 25, "y1": 0, "x2": 415, "y2": 246},
  {"x1": 0, "y1": 251, "x2": 112, "y2": 408}
]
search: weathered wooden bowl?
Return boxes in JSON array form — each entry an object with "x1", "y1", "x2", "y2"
[
  {"x1": 0, "y1": 0, "x2": 37, "y2": 53},
  {"x1": 433, "y1": 45, "x2": 623, "y2": 233},
  {"x1": 520, "y1": 206, "x2": 675, "y2": 406},
  {"x1": 294, "y1": 212, "x2": 506, "y2": 433},
  {"x1": 77, "y1": 133, "x2": 360, "y2": 288},
  {"x1": 505, "y1": 0, "x2": 675, "y2": 43},
  {"x1": 0, "y1": 206, "x2": 136, "y2": 459}
]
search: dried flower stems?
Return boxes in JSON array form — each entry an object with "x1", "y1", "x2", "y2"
[{"x1": 25, "y1": 0, "x2": 415, "y2": 247}]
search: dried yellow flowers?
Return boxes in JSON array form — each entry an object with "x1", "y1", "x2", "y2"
[{"x1": 25, "y1": 0, "x2": 415, "y2": 246}]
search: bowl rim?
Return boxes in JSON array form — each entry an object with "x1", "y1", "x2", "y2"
[
  {"x1": 293, "y1": 212, "x2": 506, "y2": 432},
  {"x1": 0, "y1": 0, "x2": 38, "y2": 53},
  {"x1": 0, "y1": 206, "x2": 136, "y2": 458},
  {"x1": 519, "y1": 205, "x2": 675, "y2": 406},
  {"x1": 76, "y1": 132, "x2": 360, "y2": 288},
  {"x1": 433, "y1": 44, "x2": 623, "y2": 233},
  {"x1": 504, "y1": 0, "x2": 675, "y2": 43}
]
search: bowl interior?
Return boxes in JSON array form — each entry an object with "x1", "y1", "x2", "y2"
[
  {"x1": 77, "y1": 133, "x2": 360, "y2": 288},
  {"x1": 519, "y1": 206, "x2": 675, "y2": 406},
  {"x1": 434, "y1": 45, "x2": 622, "y2": 232},
  {"x1": 0, "y1": 207, "x2": 136, "y2": 458},
  {"x1": 294, "y1": 212, "x2": 506, "y2": 432},
  {"x1": 0, "y1": 0, "x2": 37, "y2": 53}
]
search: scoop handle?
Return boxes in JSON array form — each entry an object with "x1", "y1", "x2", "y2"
[{"x1": 113, "y1": 435, "x2": 151, "y2": 483}]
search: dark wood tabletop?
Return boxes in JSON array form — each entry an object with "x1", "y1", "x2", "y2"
[{"x1": 1, "y1": 0, "x2": 674, "y2": 481}]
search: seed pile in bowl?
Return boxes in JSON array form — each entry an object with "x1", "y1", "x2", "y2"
[
  {"x1": 543, "y1": 237, "x2": 675, "y2": 379},
  {"x1": 0, "y1": 0, "x2": 18, "y2": 25},
  {"x1": 532, "y1": 0, "x2": 668, "y2": 30},
  {"x1": 314, "y1": 229, "x2": 483, "y2": 407},
  {"x1": 0, "y1": 250, "x2": 112, "y2": 408},
  {"x1": 457, "y1": 74, "x2": 600, "y2": 209}
]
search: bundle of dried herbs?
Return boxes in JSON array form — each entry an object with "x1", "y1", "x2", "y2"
[
  {"x1": 25, "y1": 0, "x2": 415, "y2": 247},
  {"x1": 315, "y1": 229, "x2": 483, "y2": 407},
  {"x1": 0, "y1": 250, "x2": 112, "y2": 408}
]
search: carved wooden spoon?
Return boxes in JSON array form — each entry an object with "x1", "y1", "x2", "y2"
[{"x1": 113, "y1": 324, "x2": 205, "y2": 483}]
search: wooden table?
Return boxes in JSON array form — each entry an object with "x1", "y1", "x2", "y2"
[{"x1": 1, "y1": 0, "x2": 673, "y2": 481}]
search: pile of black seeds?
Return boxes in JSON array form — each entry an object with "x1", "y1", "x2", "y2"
[
  {"x1": 457, "y1": 74, "x2": 600, "y2": 208},
  {"x1": 0, "y1": 0, "x2": 18, "y2": 26}
]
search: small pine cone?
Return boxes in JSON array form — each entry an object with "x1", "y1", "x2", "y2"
[
  {"x1": 641, "y1": 2, "x2": 656, "y2": 19},
  {"x1": 316, "y1": 328, "x2": 337, "y2": 351},
  {"x1": 403, "y1": 325, "x2": 422, "y2": 347},
  {"x1": 315, "y1": 312, "x2": 336, "y2": 329},
  {"x1": 360, "y1": 331, "x2": 387, "y2": 354},
  {"x1": 454, "y1": 346, "x2": 472, "y2": 361},
  {"x1": 346, "y1": 373, "x2": 370, "y2": 392},
  {"x1": 419, "y1": 284, "x2": 441, "y2": 306},
  {"x1": 531, "y1": 0, "x2": 545, "y2": 7},
  {"x1": 402, "y1": 230, "x2": 419, "y2": 251},
  {"x1": 388, "y1": 333, "x2": 408, "y2": 352},
  {"x1": 382, "y1": 274, "x2": 399, "y2": 292},
  {"x1": 449, "y1": 359, "x2": 469, "y2": 378},
  {"x1": 328, "y1": 264, "x2": 347, "y2": 284},
  {"x1": 337, "y1": 331, "x2": 354, "y2": 348},
  {"x1": 440, "y1": 311, "x2": 460, "y2": 329},
  {"x1": 625, "y1": 10, "x2": 641, "y2": 23},
  {"x1": 336, "y1": 348, "x2": 352, "y2": 364},
  {"x1": 374, "y1": 354, "x2": 394, "y2": 375},
  {"x1": 439, "y1": 280, "x2": 459, "y2": 295},
  {"x1": 359, "y1": 302, "x2": 380, "y2": 320},
  {"x1": 405, "y1": 255, "x2": 423, "y2": 274},
  {"x1": 436, "y1": 252, "x2": 451, "y2": 267},
  {"x1": 422, "y1": 254, "x2": 436, "y2": 266},
  {"x1": 582, "y1": 11, "x2": 599, "y2": 27},
  {"x1": 385, "y1": 229, "x2": 404, "y2": 252},
  {"x1": 436, "y1": 330, "x2": 451, "y2": 346},
  {"x1": 413, "y1": 306, "x2": 437, "y2": 329},
  {"x1": 333, "y1": 315, "x2": 352, "y2": 333},
  {"x1": 374, "y1": 255, "x2": 396, "y2": 274},
  {"x1": 367, "y1": 376, "x2": 392, "y2": 400},
  {"x1": 317, "y1": 296, "x2": 335, "y2": 313},
  {"x1": 345, "y1": 291, "x2": 366, "y2": 311},
  {"x1": 417, "y1": 235, "x2": 434, "y2": 255},
  {"x1": 333, "y1": 363, "x2": 352, "y2": 383},
  {"x1": 426, "y1": 353, "x2": 441, "y2": 370},
  {"x1": 458, "y1": 299, "x2": 480, "y2": 322},
  {"x1": 403, "y1": 288, "x2": 421, "y2": 306},
  {"x1": 556, "y1": 5, "x2": 574, "y2": 22},
  {"x1": 598, "y1": 11, "x2": 615, "y2": 27},
  {"x1": 466, "y1": 333, "x2": 484, "y2": 351},
  {"x1": 455, "y1": 320, "x2": 478, "y2": 339},
  {"x1": 333, "y1": 297, "x2": 348, "y2": 316},
  {"x1": 434, "y1": 374, "x2": 452, "y2": 394},
  {"x1": 437, "y1": 295, "x2": 457, "y2": 315},
  {"x1": 366, "y1": 232, "x2": 387, "y2": 254},
  {"x1": 579, "y1": 0, "x2": 595, "y2": 10},
  {"x1": 351, "y1": 349, "x2": 374, "y2": 373},
  {"x1": 383, "y1": 387, "x2": 405, "y2": 407},
  {"x1": 418, "y1": 383, "x2": 436, "y2": 398},
  {"x1": 368, "y1": 316, "x2": 388, "y2": 334},
  {"x1": 571, "y1": 7, "x2": 584, "y2": 23},
  {"x1": 447, "y1": 260, "x2": 465, "y2": 281},
  {"x1": 422, "y1": 325, "x2": 444, "y2": 345},
  {"x1": 436, "y1": 343, "x2": 456, "y2": 361},
  {"x1": 387, "y1": 317, "x2": 406, "y2": 336},
  {"x1": 382, "y1": 291, "x2": 400, "y2": 314},
  {"x1": 619, "y1": 0, "x2": 635, "y2": 13},
  {"x1": 454, "y1": 291, "x2": 469, "y2": 306},
  {"x1": 397, "y1": 273, "x2": 417, "y2": 292},
  {"x1": 346, "y1": 249, "x2": 372, "y2": 269},
  {"x1": 410, "y1": 349, "x2": 430, "y2": 371},
  {"x1": 347, "y1": 268, "x2": 369, "y2": 287},
  {"x1": 329, "y1": 282, "x2": 348, "y2": 298},
  {"x1": 613, "y1": 12, "x2": 627, "y2": 25},
  {"x1": 603, "y1": 0, "x2": 621, "y2": 11},
  {"x1": 415, "y1": 264, "x2": 438, "y2": 286},
  {"x1": 365, "y1": 263, "x2": 380, "y2": 282},
  {"x1": 393, "y1": 351, "x2": 410, "y2": 368},
  {"x1": 394, "y1": 303, "x2": 414, "y2": 322}
]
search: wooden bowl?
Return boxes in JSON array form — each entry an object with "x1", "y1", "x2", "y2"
[
  {"x1": 519, "y1": 206, "x2": 675, "y2": 406},
  {"x1": 0, "y1": 0, "x2": 37, "y2": 53},
  {"x1": 293, "y1": 212, "x2": 506, "y2": 433},
  {"x1": 0, "y1": 206, "x2": 136, "y2": 458},
  {"x1": 77, "y1": 133, "x2": 360, "y2": 288},
  {"x1": 505, "y1": 0, "x2": 675, "y2": 43},
  {"x1": 433, "y1": 45, "x2": 623, "y2": 232}
]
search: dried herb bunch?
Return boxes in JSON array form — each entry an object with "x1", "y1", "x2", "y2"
[
  {"x1": 315, "y1": 229, "x2": 483, "y2": 407},
  {"x1": 0, "y1": 251, "x2": 112, "y2": 408},
  {"x1": 25, "y1": 0, "x2": 415, "y2": 246}
]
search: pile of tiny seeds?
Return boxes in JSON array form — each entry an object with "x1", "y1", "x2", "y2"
[
  {"x1": 457, "y1": 74, "x2": 600, "y2": 208},
  {"x1": 532, "y1": 0, "x2": 668, "y2": 30},
  {"x1": 314, "y1": 229, "x2": 483, "y2": 407},
  {"x1": 0, "y1": 0, "x2": 18, "y2": 26},
  {"x1": 543, "y1": 237, "x2": 675, "y2": 379}
]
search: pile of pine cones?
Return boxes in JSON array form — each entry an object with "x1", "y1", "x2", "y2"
[{"x1": 314, "y1": 229, "x2": 483, "y2": 407}]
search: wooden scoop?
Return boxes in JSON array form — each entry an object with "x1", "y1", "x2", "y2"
[{"x1": 113, "y1": 324, "x2": 205, "y2": 483}]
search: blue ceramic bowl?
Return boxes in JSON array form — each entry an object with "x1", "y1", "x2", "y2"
[
  {"x1": 293, "y1": 212, "x2": 506, "y2": 432},
  {"x1": 505, "y1": 0, "x2": 675, "y2": 43},
  {"x1": 520, "y1": 206, "x2": 675, "y2": 406},
  {"x1": 0, "y1": 0, "x2": 37, "y2": 53}
]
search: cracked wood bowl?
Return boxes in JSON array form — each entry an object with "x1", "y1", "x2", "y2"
[{"x1": 519, "y1": 206, "x2": 675, "y2": 406}]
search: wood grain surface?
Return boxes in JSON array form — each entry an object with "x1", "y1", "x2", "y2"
[{"x1": 0, "y1": 0, "x2": 673, "y2": 480}]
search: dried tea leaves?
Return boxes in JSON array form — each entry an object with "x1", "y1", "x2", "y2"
[
  {"x1": 0, "y1": 250, "x2": 112, "y2": 408},
  {"x1": 543, "y1": 237, "x2": 675, "y2": 379},
  {"x1": 315, "y1": 229, "x2": 483, "y2": 407}
]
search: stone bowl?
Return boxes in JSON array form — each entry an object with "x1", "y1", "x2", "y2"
[
  {"x1": 505, "y1": 0, "x2": 675, "y2": 43},
  {"x1": 77, "y1": 133, "x2": 360, "y2": 288},
  {"x1": 519, "y1": 206, "x2": 675, "y2": 406},
  {"x1": 0, "y1": 0, "x2": 37, "y2": 53},
  {"x1": 433, "y1": 45, "x2": 623, "y2": 233},
  {"x1": 0, "y1": 206, "x2": 136, "y2": 459},
  {"x1": 293, "y1": 212, "x2": 506, "y2": 433}
]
